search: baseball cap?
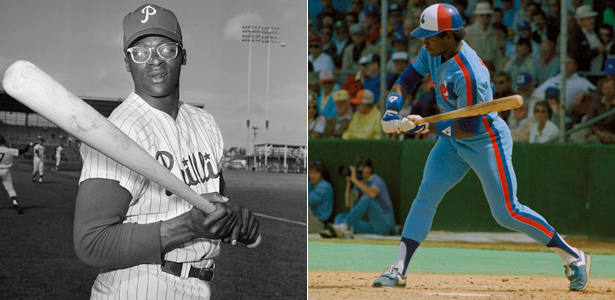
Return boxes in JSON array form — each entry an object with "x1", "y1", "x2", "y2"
[
  {"x1": 515, "y1": 72, "x2": 533, "y2": 87},
  {"x1": 319, "y1": 69, "x2": 335, "y2": 82},
  {"x1": 517, "y1": 21, "x2": 531, "y2": 31},
  {"x1": 545, "y1": 87, "x2": 560, "y2": 98},
  {"x1": 349, "y1": 23, "x2": 367, "y2": 35},
  {"x1": 350, "y1": 89, "x2": 375, "y2": 105},
  {"x1": 332, "y1": 89, "x2": 350, "y2": 102},
  {"x1": 123, "y1": 4, "x2": 183, "y2": 51},
  {"x1": 393, "y1": 32, "x2": 409, "y2": 43},
  {"x1": 333, "y1": 20, "x2": 348, "y2": 30},
  {"x1": 365, "y1": 5, "x2": 379, "y2": 16},
  {"x1": 389, "y1": 4, "x2": 402, "y2": 12},
  {"x1": 412, "y1": 4, "x2": 464, "y2": 38},
  {"x1": 359, "y1": 53, "x2": 380, "y2": 65},
  {"x1": 308, "y1": 34, "x2": 322, "y2": 42},
  {"x1": 392, "y1": 52, "x2": 409, "y2": 61},
  {"x1": 604, "y1": 57, "x2": 615, "y2": 75}
]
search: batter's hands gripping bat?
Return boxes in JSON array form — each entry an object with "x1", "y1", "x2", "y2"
[
  {"x1": 2, "y1": 60, "x2": 261, "y2": 248},
  {"x1": 412, "y1": 95, "x2": 523, "y2": 125}
]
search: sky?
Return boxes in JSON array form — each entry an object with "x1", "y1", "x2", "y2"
[{"x1": 0, "y1": 0, "x2": 307, "y2": 153}]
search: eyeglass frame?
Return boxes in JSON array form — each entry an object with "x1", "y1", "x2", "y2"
[{"x1": 126, "y1": 42, "x2": 181, "y2": 64}]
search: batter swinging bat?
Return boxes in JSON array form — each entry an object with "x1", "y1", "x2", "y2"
[
  {"x1": 412, "y1": 95, "x2": 523, "y2": 125},
  {"x1": 2, "y1": 60, "x2": 261, "y2": 248}
]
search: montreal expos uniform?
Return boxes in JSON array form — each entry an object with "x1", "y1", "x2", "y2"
[
  {"x1": 79, "y1": 93, "x2": 224, "y2": 299},
  {"x1": 376, "y1": 4, "x2": 589, "y2": 291},
  {"x1": 32, "y1": 141, "x2": 45, "y2": 182}
]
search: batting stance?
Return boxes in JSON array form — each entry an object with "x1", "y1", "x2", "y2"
[
  {"x1": 0, "y1": 136, "x2": 31, "y2": 214},
  {"x1": 32, "y1": 137, "x2": 44, "y2": 183},
  {"x1": 376, "y1": 4, "x2": 590, "y2": 291},
  {"x1": 73, "y1": 4, "x2": 259, "y2": 300}
]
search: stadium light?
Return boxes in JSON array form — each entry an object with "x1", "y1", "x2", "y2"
[
  {"x1": 241, "y1": 25, "x2": 261, "y2": 160},
  {"x1": 261, "y1": 26, "x2": 280, "y2": 169}
]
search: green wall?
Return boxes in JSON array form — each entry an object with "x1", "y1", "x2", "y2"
[{"x1": 309, "y1": 139, "x2": 615, "y2": 240}]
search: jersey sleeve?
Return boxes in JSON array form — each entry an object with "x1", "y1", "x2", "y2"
[{"x1": 395, "y1": 47, "x2": 429, "y2": 95}]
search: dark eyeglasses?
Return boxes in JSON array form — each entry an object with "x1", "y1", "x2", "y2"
[
  {"x1": 534, "y1": 109, "x2": 548, "y2": 113},
  {"x1": 309, "y1": 44, "x2": 320, "y2": 48},
  {"x1": 308, "y1": 105, "x2": 317, "y2": 109}
]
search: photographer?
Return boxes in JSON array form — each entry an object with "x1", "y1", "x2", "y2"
[{"x1": 327, "y1": 156, "x2": 395, "y2": 238}]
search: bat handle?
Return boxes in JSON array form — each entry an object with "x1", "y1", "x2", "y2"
[{"x1": 245, "y1": 233, "x2": 262, "y2": 248}]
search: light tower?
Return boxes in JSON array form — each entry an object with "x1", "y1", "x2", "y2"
[
  {"x1": 261, "y1": 26, "x2": 280, "y2": 170},
  {"x1": 241, "y1": 26, "x2": 261, "y2": 163}
]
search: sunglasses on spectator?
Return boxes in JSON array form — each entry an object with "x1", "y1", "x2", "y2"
[
  {"x1": 534, "y1": 108, "x2": 548, "y2": 113},
  {"x1": 308, "y1": 105, "x2": 317, "y2": 109},
  {"x1": 309, "y1": 44, "x2": 320, "y2": 48}
]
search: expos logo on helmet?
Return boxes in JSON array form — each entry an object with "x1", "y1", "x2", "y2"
[{"x1": 411, "y1": 4, "x2": 463, "y2": 38}]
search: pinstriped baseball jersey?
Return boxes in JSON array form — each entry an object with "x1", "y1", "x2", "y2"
[
  {"x1": 33, "y1": 144, "x2": 45, "y2": 158},
  {"x1": 0, "y1": 146, "x2": 19, "y2": 169},
  {"x1": 79, "y1": 92, "x2": 224, "y2": 264}
]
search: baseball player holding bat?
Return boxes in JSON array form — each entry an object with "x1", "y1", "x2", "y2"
[
  {"x1": 72, "y1": 4, "x2": 259, "y2": 299},
  {"x1": 0, "y1": 136, "x2": 32, "y2": 214},
  {"x1": 376, "y1": 4, "x2": 590, "y2": 291}
]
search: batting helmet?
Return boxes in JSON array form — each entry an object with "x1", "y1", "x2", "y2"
[{"x1": 412, "y1": 4, "x2": 464, "y2": 38}]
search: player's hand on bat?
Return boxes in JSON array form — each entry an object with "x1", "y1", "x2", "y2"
[
  {"x1": 223, "y1": 204, "x2": 260, "y2": 246},
  {"x1": 188, "y1": 193, "x2": 238, "y2": 240},
  {"x1": 400, "y1": 114, "x2": 429, "y2": 133},
  {"x1": 381, "y1": 110, "x2": 401, "y2": 133}
]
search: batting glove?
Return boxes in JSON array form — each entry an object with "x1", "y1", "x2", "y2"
[
  {"x1": 400, "y1": 115, "x2": 429, "y2": 134},
  {"x1": 381, "y1": 110, "x2": 400, "y2": 133}
]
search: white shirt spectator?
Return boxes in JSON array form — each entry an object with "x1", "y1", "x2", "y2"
[
  {"x1": 535, "y1": 73, "x2": 596, "y2": 110},
  {"x1": 309, "y1": 53, "x2": 335, "y2": 73},
  {"x1": 529, "y1": 120, "x2": 560, "y2": 143}
]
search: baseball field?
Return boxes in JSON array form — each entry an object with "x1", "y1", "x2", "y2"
[
  {"x1": 0, "y1": 160, "x2": 306, "y2": 299},
  {"x1": 308, "y1": 238, "x2": 615, "y2": 299}
]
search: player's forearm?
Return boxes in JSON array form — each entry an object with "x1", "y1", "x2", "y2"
[{"x1": 160, "y1": 213, "x2": 198, "y2": 253}]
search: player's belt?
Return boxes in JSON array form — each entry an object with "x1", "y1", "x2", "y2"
[{"x1": 161, "y1": 260, "x2": 215, "y2": 281}]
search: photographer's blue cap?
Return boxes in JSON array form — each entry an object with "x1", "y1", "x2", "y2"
[
  {"x1": 412, "y1": 4, "x2": 464, "y2": 38},
  {"x1": 123, "y1": 3, "x2": 183, "y2": 51}
]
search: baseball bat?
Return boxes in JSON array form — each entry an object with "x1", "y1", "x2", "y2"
[
  {"x1": 412, "y1": 95, "x2": 523, "y2": 125},
  {"x1": 2, "y1": 60, "x2": 260, "y2": 248}
]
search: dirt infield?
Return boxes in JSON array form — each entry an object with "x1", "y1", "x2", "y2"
[{"x1": 309, "y1": 271, "x2": 615, "y2": 299}]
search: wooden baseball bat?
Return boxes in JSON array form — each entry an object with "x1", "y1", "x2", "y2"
[
  {"x1": 412, "y1": 95, "x2": 523, "y2": 125},
  {"x1": 2, "y1": 60, "x2": 260, "y2": 248}
]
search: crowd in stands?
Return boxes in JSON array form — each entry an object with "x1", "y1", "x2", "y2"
[{"x1": 309, "y1": 0, "x2": 615, "y2": 144}]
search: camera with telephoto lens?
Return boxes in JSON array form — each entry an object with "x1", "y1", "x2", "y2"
[{"x1": 338, "y1": 165, "x2": 363, "y2": 180}]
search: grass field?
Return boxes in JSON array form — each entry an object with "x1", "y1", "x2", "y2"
[{"x1": 0, "y1": 160, "x2": 306, "y2": 299}]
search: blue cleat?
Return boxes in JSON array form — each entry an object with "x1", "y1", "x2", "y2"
[
  {"x1": 565, "y1": 251, "x2": 591, "y2": 291},
  {"x1": 373, "y1": 266, "x2": 407, "y2": 287}
]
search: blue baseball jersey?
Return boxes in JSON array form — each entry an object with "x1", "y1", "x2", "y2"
[{"x1": 396, "y1": 41, "x2": 497, "y2": 135}]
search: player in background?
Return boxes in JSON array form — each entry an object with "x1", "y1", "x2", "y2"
[
  {"x1": 32, "y1": 137, "x2": 45, "y2": 183},
  {"x1": 53, "y1": 143, "x2": 63, "y2": 171},
  {"x1": 0, "y1": 136, "x2": 32, "y2": 214},
  {"x1": 377, "y1": 4, "x2": 590, "y2": 292},
  {"x1": 72, "y1": 4, "x2": 259, "y2": 299}
]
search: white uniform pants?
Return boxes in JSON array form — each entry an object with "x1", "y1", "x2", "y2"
[
  {"x1": 0, "y1": 168, "x2": 16, "y2": 197},
  {"x1": 33, "y1": 157, "x2": 44, "y2": 175}
]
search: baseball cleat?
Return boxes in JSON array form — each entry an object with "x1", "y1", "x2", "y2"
[
  {"x1": 373, "y1": 266, "x2": 406, "y2": 287},
  {"x1": 565, "y1": 251, "x2": 591, "y2": 291},
  {"x1": 329, "y1": 223, "x2": 353, "y2": 239},
  {"x1": 13, "y1": 204, "x2": 23, "y2": 215}
]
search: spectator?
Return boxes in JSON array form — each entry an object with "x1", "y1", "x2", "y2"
[
  {"x1": 515, "y1": 72, "x2": 541, "y2": 120},
  {"x1": 342, "y1": 23, "x2": 376, "y2": 71},
  {"x1": 500, "y1": 0, "x2": 517, "y2": 28},
  {"x1": 464, "y1": 2, "x2": 498, "y2": 62},
  {"x1": 570, "y1": 77, "x2": 615, "y2": 144},
  {"x1": 492, "y1": 22, "x2": 514, "y2": 72},
  {"x1": 343, "y1": 11, "x2": 360, "y2": 27},
  {"x1": 514, "y1": 20, "x2": 541, "y2": 61},
  {"x1": 492, "y1": 7, "x2": 504, "y2": 24},
  {"x1": 546, "y1": 0, "x2": 560, "y2": 31},
  {"x1": 328, "y1": 155, "x2": 395, "y2": 237},
  {"x1": 544, "y1": 87, "x2": 570, "y2": 129},
  {"x1": 504, "y1": 38, "x2": 536, "y2": 92},
  {"x1": 309, "y1": 92, "x2": 327, "y2": 139},
  {"x1": 323, "y1": 89, "x2": 353, "y2": 138},
  {"x1": 308, "y1": 35, "x2": 335, "y2": 72},
  {"x1": 308, "y1": 161, "x2": 334, "y2": 234},
  {"x1": 385, "y1": 32, "x2": 410, "y2": 73},
  {"x1": 403, "y1": 16, "x2": 425, "y2": 59},
  {"x1": 509, "y1": 99, "x2": 532, "y2": 142},
  {"x1": 598, "y1": 24, "x2": 615, "y2": 58},
  {"x1": 494, "y1": 71, "x2": 515, "y2": 120},
  {"x1": 342, "y1": 89, "x2": 382, "y2": 139},
  {"x1": 359, "y1": 53, "x2": 391, "y2": 105},
  {"x1": 333, "y1": 20, "x2": 352, "y2": 68},
  {"x1": 535, "y1": 56, "x2": 596, "y2": 111},
  {"x1": 387, "y1": 52, "x2": 410, "y2": 92},
  {"x1": 320, "y1": 25, "x2": 339, "y2": 67},
  {"x1": 308, "y1": 71, "x2": 321, "y2": 97},
  {"x1": 530, "y1": 10, "x2": 557, "y2": 43},
  {"x1": 346, "y1": 0, "x2": 364, "y2": 22},
  {"x1": 556, "y1": 12, "x2": 579, "y2": 54},
  {"x1": 409, "y1": 74, "x2": 439, "y2": 140},
  {"x1": 569, "y1": 5, "x2": 605, "y2": 72},
  {"x1": 317, "y1": 69, "x2": 339, "y2": 119},
  {"x1": 387, "y1": 3, "x2": 404, "y2": 36},
  {"x1": 316, "y1": 0, "x2": 344, "y2": 31},
  {"x1": 512, "y1": 0, "x2": 538, "y2": 32},
  {"x1": 364, "y1": 5, "x2": 381, "y2": 45},
  {"x1": 529, "y1": 100, "x2": 560, "y2": 143},
  {"x1": 534, "y1": 39, "x2": 559, "y2": 86}
]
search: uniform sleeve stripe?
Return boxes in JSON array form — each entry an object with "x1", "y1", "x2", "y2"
[{"x1": 453, "y1": 53, "x2": 477, "y2": 107}]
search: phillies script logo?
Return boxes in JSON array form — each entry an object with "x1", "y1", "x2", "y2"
[
  {"x1": 156, "y1": 150, "x2": 220, "y2": 196},
  {"x1": 141, "y1": 5, "x2": 156, "y2": 23}
]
